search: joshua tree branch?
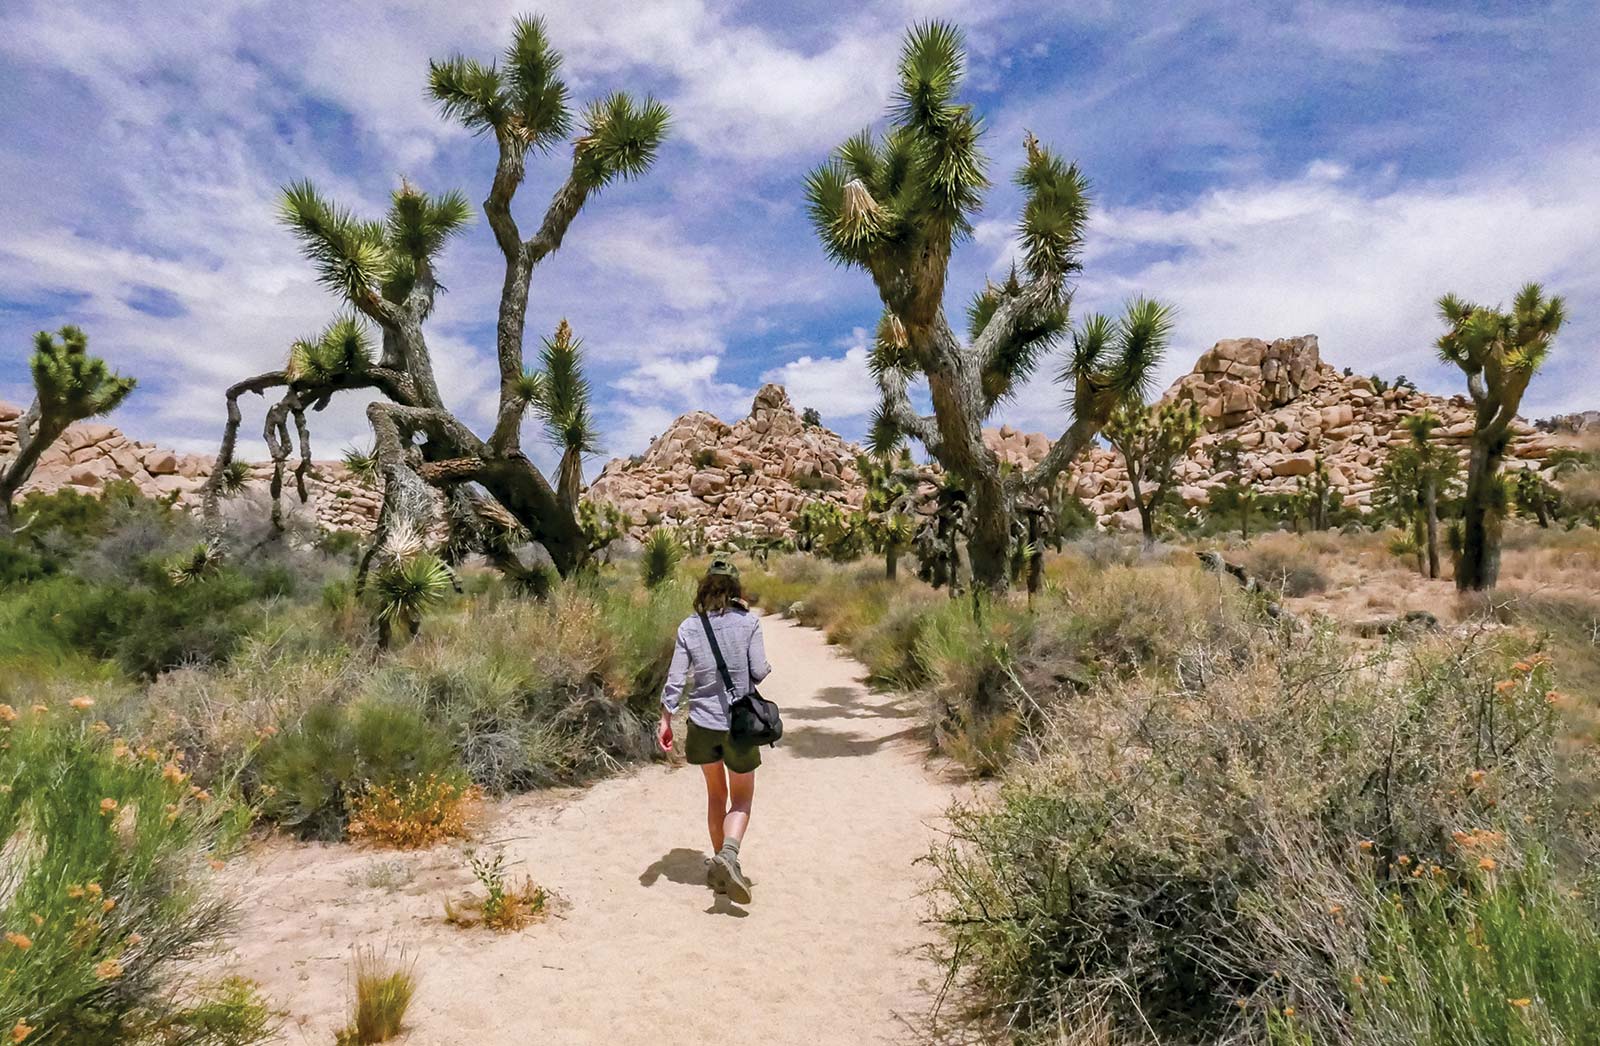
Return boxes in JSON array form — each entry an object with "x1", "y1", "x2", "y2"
[
  {"x1": 973, "y1": 277, "x2": 1056, "y2": 369},
  {"x1": 876, "y1": 372, "x2": 943, "y2": 457}
]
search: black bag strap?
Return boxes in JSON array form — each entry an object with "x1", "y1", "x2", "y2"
[{"x1": 697, "y1": 611, "x2": 738, "y2": 697}]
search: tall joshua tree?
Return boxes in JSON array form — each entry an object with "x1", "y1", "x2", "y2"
[
  {"x1": 807, "y1": 22, "x2": 1169, "y2": 591},
  {"x1": 1104, "y1": 398, "x2": 1203, "y2": 545},
  {"x1": 204, "y1": 16, "x2": 667, "y2": 583},
  {"x1": 1436, "y1": 283, "x2": 1565, "y2": 590},
  {"x1": 1, "y1": 327, "x2": 136, "y2": 529}
]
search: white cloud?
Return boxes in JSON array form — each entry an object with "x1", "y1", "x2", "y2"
[{"x1": 759, "y1": 329, "x2": 879, "y2": 420}]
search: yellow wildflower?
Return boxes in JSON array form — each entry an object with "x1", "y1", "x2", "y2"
[
  {"x1": 102, "y1": 898, "x2": 116, "y2": 913},
  {"x1": 85, "y1": 883, "x2": 101, "y2": 898},
  {"x1": 1283, "y1": 1007, "x2": 1296, "y2": 1018},
  {"x1": 93, "y1": 959, "x2": 123, "y2": 980},
  {"x1": 90, "y1": 721, "x2": 110, "y2": 734},
  {"x1": 162, "y1": 763, "x2": 187, "y2": 785},
  {"x1": 5, "y1": 932, "x2": 32, "y2": 950},
  {"x1": 1508, "y1": 997, "x2": 1531, "y2": 1008},
  {"x1": 0, "y1": 704, "x2": 16, "y2": 723},
  {"x1": 66, "y1": 884, "x2": 84, "y2": 899}
]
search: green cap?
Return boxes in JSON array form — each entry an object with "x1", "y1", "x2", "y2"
[{"x1": 706, "y1": 556, "x2": 740, "y2": 580}]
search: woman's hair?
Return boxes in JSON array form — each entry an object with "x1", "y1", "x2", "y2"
[{"x1": 693, "y1": 572, "x2": 742, "y2": 613}]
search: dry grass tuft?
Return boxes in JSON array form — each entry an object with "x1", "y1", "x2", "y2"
[{"x1": 335, "y1": 946, "x2": 416, "y2": 1045}]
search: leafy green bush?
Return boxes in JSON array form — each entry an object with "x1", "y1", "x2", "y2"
[
  {"x1": 0, "y1": 703, "x2": 272, "y2": 1044},
  {"x1": 257, "y1": 700, "x2": 462, "y2": 840},
  {"x1": 927, "y1": 623, "x2": 1597, "y2": 1041}
]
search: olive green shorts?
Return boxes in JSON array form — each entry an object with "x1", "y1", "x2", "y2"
[{"x1": 685, "y1": 721, "x2": 762, "y2": 773}]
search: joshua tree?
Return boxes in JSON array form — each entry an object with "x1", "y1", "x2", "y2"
[
  {"x1": 807, "y1": 22, "x2": 1169, "y2": 591},
  {"x1": 1104, "y1": 398, "x2": 1203, "y2": 545},
  {"x1": 1, "y1": 327, "x2": 136, "y2": 529},
  {"x1": 530, "y1": 319, "x2": 598, "y2": 514},
  {"x1": 577, "y1": 499, "x2": 630, "y2": 565},
  {"x1": 203, "y1": 16, "x2": 667, "y2": 585},
  {"x1": 1436, "y1": 283, "x2": 1566, "y2": 590},
  {"x1": 1401, "y1": 410, "x2": 1450, "y2": 576},
  {"x1": 1513, "y1": 467, "x2": 1559, "y2": 528},
  {"x1": 857, "y1": 450, "x2": 917, "y2": 579}
]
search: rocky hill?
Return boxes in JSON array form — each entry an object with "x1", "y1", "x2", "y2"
[
  {"x1": 0, "y1": 402, "x2": 378, "y2": 532},
  {"x1": 2, "y1": 334, "x2": 1579, "y2": 544},
  {"x1": 589, "y1": 335, "x2": 1575, "y2": 540}
]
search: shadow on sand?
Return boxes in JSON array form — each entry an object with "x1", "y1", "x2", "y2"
[{"x1": 639, "y1": 847, "x2": 749, "y2": 917}]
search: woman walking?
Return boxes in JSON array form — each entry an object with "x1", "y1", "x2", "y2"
[{"x1": 658, "y1": 557, "x2": 770, "y2": 904}]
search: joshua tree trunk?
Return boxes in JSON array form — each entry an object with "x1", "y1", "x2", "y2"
[
  {"x1": 1128, "y1": 472, "x2": 1155, "y2": 545},
  {"x1": 1025, "y1": 508, "x2": 1044, "y2": 607},
  {"x1": 0, "y1": 407, "x2": 62, "y2": 531},
  {"x1": 1457, "y1": 439, "x2": 1504, "y2": 590},
  {"x1": 1422, "y1": 475, "x2": 1441, "y2": 579},
  {"x1": 885, "y1": 542, "x2": 899, "y2": 581}
]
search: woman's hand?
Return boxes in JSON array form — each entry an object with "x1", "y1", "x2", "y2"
[{"x1": 657, "y1": 714, "x2": 673, "y2": 753}]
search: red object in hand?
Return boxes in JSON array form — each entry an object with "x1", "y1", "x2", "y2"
[{"x1": 657, "y1": 716, "x2": 673, "y2": 753}]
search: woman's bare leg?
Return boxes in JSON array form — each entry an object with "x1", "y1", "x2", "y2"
[
  {"x1": 700, "y1": 762, "x2": 729, "y2": 852},
  {"x1": 723, "y1": 769, "x2": 755, "y2": 845}
]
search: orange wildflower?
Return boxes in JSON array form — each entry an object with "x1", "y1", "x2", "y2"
[
  {"x1": 1494, "y1": 679, "x2": 1516, "y2": 694},
  {"x1": 99, "y1": 797, "x2": 118, "y2": 814},
  {"x1": 1508, "y1": 997, "x2": 1531, "y2": 1008},
  {"x1": 1479, "y1": 857, "x2": 1497, "y2": 871},
  {"x1": 68, "y1": 696, "x2": 95, "y2": 710},
  {"x1": 93, "y1": 959, "x2": 123, "y2": 980},
  {"x1": 5, "y1": 932, "x2": 32, "y2": 950},
  {"x1": 66, "y1": 884, "x2": 84, "y2": 899},
  {"x1": 0, "y1": 704, "x2": 16, "y2": 723},
  {"x1": 11, "y1": 1020, "x2": 33, "y2": 1043}
]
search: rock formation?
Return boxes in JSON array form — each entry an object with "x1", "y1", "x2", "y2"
[
  {"x1": 3, "y1": 334, "x2": 1583, "y2": 543},
  {"x1": 0, "y1": 402, "x2": 379, "y2": 532}
]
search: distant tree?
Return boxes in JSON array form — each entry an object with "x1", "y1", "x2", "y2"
[
  {"x1": 1104, "y1": 398, "x2": 1203, "y2": 545},
  {"x1": 807, "y1": 22, "x2": 1169, "y2": 591},
  {"x1": 1, "y1": 326, "x2": 136, "y2": 530},
  {"x1": 1377, "y1": 412, "x2": 1456, "y2": 578},
  {"x1": 857, "y1": 450, "x2": 916, "y2": 579},
  {"x1": 801, "y1": 406, "x2": 822, "y2": 428},
  {"x1": 1513, "y1": 467, "x2": 1559, "y2": 528},
  {"x1": 578, "y1": 499, "x2": 630, "y2": 565},
  {"x1": 202, "y1": 17, "x2": 667, "y2": 588},
  {"x1": 1436, "y1": 283, "x2": 1566, "y2": 589}
]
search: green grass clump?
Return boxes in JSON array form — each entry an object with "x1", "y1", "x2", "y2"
[
  {"x1": 335, "y1": 947, "x2": 416, "y2": 1045},
  {"x1": 0, "y1": 703, "x2": 271, "y2": 1044}
]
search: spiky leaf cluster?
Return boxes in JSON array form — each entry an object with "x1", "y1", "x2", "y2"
[
  {"x1": 531, "y1": 320, "x2": 598, "y2": 456},
  {"x1": 1063, "y1": 298, "x2": 1174, "y2": 422},
  {"x1": 372, "y1": 552, "x2": 453, "y2": 626},
  {"x1": 280, "y1": 180, "x2": 471, "y2": 310},
  {"x1": 428, "y1": 15, "x2": 572, "y2": 153},
  {"x1": 166, "y1": 539, "x2": 224, "y2": 586},
  {"x1": 1436, "y1": 283, "x2": 1565, "y2": 437},
  {"x1": 806, "y1": 21, "x2": 989, "y2": 274},
  {"x1": 28, "y1": 326, "x2": 136, "y2": 423},
  {"x1": 342, "y1": 444, "x2": 380, "y2": 488},
  {"x1": 215, "y1": 460, "x2": 252, "y2": 498},
  {"x1": 286, "y1": 316, "x2": 374, "y2": 384},
  {"x1": 641, "y1": 528, "x2": 681, "y2": 589}
]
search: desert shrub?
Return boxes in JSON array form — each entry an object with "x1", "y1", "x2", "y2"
[
  {"x1": 346, "y1": 774, "x2": 478, "y2": 849},
  {"x1": 0, "y1": 703, "x2": 271, "y2": 1045},
  {"x1": 444, "y1": 849, "x2": 549, "y2": 931},
  {"x1": 256, "y1": 700, "x2": 463, "y2": 840},
  {"x1": 927, "y1": 622, "x2": 1598, "y2": 1042},
  {"x1": 335, "y1": 947, "x2": 415, "y2": 1045},
  {"x1": 1239, "y1": 532, "x2": 1330, "y2": 596},
  {"x1": 640, "y1": 528, "x2": 680, "y2": 589}
]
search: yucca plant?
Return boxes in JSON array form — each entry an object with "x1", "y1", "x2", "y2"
[
  {"x1": 530, "y1": 319, "x2": 599, "y2": 514},
  {"x1": 342, "y1": 444, "x2": 380, "y2": 488},
  {"x1": 167, "y1": 538, "x2": 226, "y2": 586},
  {"x1": 1, "y1": 326, "x2": 136, "y2": 528},
  {"x1": 201, "y1": 15, "x2": 668, "y2": 586},
  {"x1": 214, "y1": 460, "x2": 252, "y2": 498},
  {"x1": 1436, "y1": 283, "x2": 1566, "y2": 589},
  {"x1": 370, "y1": 522, "x2": 453, "y2": 648},
  {"x1": 807, "y1": 22, "x2": 1170, "y2": 590},
  {"x1": 641, "y1": 529, "x2": 680, "y2": 589}
]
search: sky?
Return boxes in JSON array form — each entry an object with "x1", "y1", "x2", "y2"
[{"x1": 1, "y1": 0, "x2": 1597, "y2": 478}]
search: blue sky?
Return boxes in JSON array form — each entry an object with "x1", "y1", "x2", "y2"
[{"x1": 2, "y1": 0, "x2": 1597, "y2": 476}]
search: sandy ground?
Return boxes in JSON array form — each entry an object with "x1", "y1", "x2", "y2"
[{"x1": 217, "y1": 615, "x2": 961, "y2": 1045}]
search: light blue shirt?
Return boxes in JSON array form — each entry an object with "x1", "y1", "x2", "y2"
[{"x1": 660, "y1": 606, "x2": 772, "y2": 730}]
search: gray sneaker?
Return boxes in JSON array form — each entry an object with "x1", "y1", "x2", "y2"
[
  {"x1": 712, "y1": 853, "x2": 752, "y2": 904},
  {"x1": 704, "y1": 856, "x2": 727, "y2": 894}
]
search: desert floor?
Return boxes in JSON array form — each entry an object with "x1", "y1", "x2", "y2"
[{"x1": 217, "y1": 614, "x2": 961, "y2": 1044}]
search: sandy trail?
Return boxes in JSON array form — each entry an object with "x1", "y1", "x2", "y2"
[{"x1": 220, "y1": 615, "x2": 959, "y2": 1045}]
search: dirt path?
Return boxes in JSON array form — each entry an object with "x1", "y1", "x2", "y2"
[{"x1": 220, "y1": 615, "x2": 959, "y2": 1044}]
